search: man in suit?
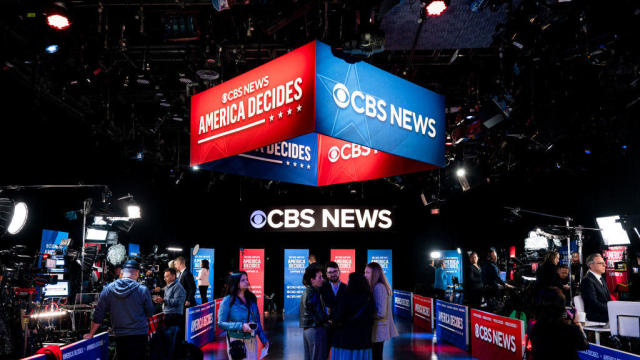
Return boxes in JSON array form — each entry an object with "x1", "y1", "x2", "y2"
[
  {"x1": 580, "y1": 253, "x2": 610, "y2": 322},
  {"x1": 321, "y1": 261, "x2": 347, "y2": 316},
  {"x1": 424, "y1": 260, "x2": 436, "y2": 297},
  {"x1": 174, "y1": 256, "x2": 197, "y2": 307}
]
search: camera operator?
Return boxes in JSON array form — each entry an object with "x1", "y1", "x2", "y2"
[
  {"x1": 84, "y1": 260, "x2": 154, "y2": 360},
  {"x1": 482, "y1": 250, "x2": 514, "y2": 297}
]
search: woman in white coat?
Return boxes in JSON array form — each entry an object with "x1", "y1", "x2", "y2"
[{"x1": 364, "y1": 262, "x2": 398, "y2": 360}]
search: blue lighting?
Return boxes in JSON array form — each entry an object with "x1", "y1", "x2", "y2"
[
  {"x1": 622, "y1": 145, "x2": 628, "y2": 150},
  {"x1": 584, "y1": 149, "x2": 591, "y2": 155},
  {"x1": 45, "y1": 44, "x2": 59, "y2": 54}
]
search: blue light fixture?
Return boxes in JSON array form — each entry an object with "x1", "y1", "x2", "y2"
[
  {"x1": 45, "y1": 44, "x2": 59, "y2": 54},
  {"x1": 584, "y1": 149, "x2": 591, "y2": 155}
]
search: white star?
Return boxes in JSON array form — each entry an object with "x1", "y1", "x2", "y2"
[
  {"x1": 307, "y1": 164, "x2": 311, "y2": 169},
  {"x1": 293, "y1": 162, "x2": 297, "y2": 167},
  {"x1": 297, "y1": 104, "x2": 302, "y2": 112},
  {"x1": 287, "y1": 108, "x2": 293, "y2": 116},
  {"x1": 269, "y1": 114, "x2": 274, "y2": 122},
  {"x1": 286, "y1": 161, "x2": 290, "y2": 166},
  {"x1": 278, "y1": 111, "x2": 283, "y2": 118}
]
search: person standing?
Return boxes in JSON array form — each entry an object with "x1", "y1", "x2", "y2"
[
  {"x1": 84, "y1": 260, "x2": 154, "y2": 360},
  {"x1": 482, "y1": 249, "x2": 514, "y2": 300},
  {"x1": 536, "y1": 251, "x2": 568, "y2": 294},
  {"x1": 580, "y1": 253, "x2": 611, "y2": 322},
  {"x1": 218, "y1": 272, "x2": 269, "y2": 360},
  {"x1": 300, "y1": 264, "x2": 329, "y2": 360},
  {"x1": 433, "y1": 260, "x2": 448, "y2": 300},
  {"x1": 365, "y1": 262, "x2": 398, "y2": 360},
  {"x1": 321, "y1": 261, "x2": 347, "y2": 315},
  {"x1": 330, "y1": 272, "x2": 375, "y2": 360},
  {"x1": 152, "y1": 267, "x2": 186, "y2": 360},
  {"x1": 466, "y1": 252, "x2": 483, "y2": 307},
  {"x1": 198, "y1": 259, "x2": 210, "y2": 304},
  {"x1": 424, "y1": 260, "x2": 436, "y2": 297},
  {"x1": 175, "y1": 256, "x2": 197, "y2": 307}
]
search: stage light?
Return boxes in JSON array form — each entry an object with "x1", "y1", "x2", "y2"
[
  {"x1": 456, "y1": 168, "x2": 466, "y2": 177},
  {"x1": 622, "y1": 145, "x2": 628, "y2": 150},
  {"x1": 127, "y1": 205, "x2": 141, "y2": 219},
  {"x1": 1, "y1": 198, "x2": 29, "y2": 235},
  {"x1": 31, "y1": 311, "x2": 67, "y2": 319},
  {"x1": 86, "y1": 228, "x2": 108, "y2": 241},
  {"x1": 167, "y1": 247, "x2": 183, "y2": 252},
  {"x1": 584, "y1": 149, "x2": 591, "y2": 154},
  {"x1": 192, "y1": 165, "x2": 200, "y2": 171},
  {"x1": 47, "y1": 14, "x2": 70, "y2": 30},
  {"x1": 430, "y1": 251, "x2": 442, "y2": 259},
  {"x1": 457, "y1": 248, "x2": 461, "y2": 254},
  {"x1": 45, "y1": 44, "x2": 59, "y2": 54},
  {"x1": 425, "y1": 0, "x2": 448, "y2": 16}
]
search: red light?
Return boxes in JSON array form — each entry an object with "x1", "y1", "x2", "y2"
[
  {"x1": 47, "y1": 14, "x2": 70, "y2": 30},
  {"x1": 426, "y1": 1, "x2": 447, "y2": 16},
  {"x1": 42, "y1": 254, "x2": 50, "y2": 259},
  {"x1": 431, "y1": 208, "x2": 440, "y2": 215}
]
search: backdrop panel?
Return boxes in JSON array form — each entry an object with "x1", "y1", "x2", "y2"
[
  {"x1": 284, "y1": 249, "x2": 309, "y2": 316},
  {"x1": 331, "y1": 249, "x2": 356, "y2": 284},
  {"x1": 367, "y1": 249, "x2": 392, "y2": 290},
  {"x1": 191, "y1": 247, "x2": 215, "y2": 305},
  {"x1": 240, "y1": 249, "x2": 265, "y2": 320}
]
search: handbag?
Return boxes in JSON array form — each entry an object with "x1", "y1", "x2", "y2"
[{"x1": 227, "y1": 300, "x2": 252, "y2": 360}]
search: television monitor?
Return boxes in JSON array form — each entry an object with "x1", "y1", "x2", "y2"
[
  {"x1": 43, "y1": 281, "x2": 69, "y2": 297},
  {"x1": 596, "y1": 216, "x2": 631, "y2": 246},
  {"x1": 499, "y1": 271, "x2": 507, "y2": 282}
]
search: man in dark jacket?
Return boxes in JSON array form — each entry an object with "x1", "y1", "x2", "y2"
[
  {"x1": 424, "y1": 260, "x2": 436, "y2": 297},
  {"x1": 175, "y1": 256, "x2": 197, "y2": 307},
  {"x1": 84, "y1": 260, "x2": 154, "y2": 360},
  {"x1": 321, "y1": 261, "x2": 347, "y2": 316},
  {"x1": 580, "y1": 253, "x2": 611, "y2": 322}
]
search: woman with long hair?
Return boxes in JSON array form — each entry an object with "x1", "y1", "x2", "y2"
[
  {"x1": 536, "y1": 251, "x2": 567, "y2": 294},
  {"x1": 330, "y1": 272, "x2": 376, "y2": 360},
  {"x1": 364, "y1": 262, "x2": 398, "y2": 360},
  {"x1": 300, "y1": 264, "x2": 329, "y2": 360},
  {"x1": 197, "y1": 259, "x2": 210, "y2": 303},
  {"x1": 218, "y1": 272, "x2": 269, "y2": 360},
  {"x1": 433, "y1": 260, "x2": 448, "y2": 300},
  {"x1": 466, "y1": 252, "x2": 483, "y2": 307}
]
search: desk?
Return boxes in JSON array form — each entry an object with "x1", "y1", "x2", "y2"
[{"x1": 584, "y1": 322, "x2": 610, "y2": 345}]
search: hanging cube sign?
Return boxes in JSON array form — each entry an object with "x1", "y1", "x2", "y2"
[{"x1": 191, "y1": 41, "x2": 445, "y2": 186}]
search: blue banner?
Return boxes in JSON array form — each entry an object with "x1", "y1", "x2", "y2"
[
  {"x1": 435, "y1": 300, "x2": 469, "y2": 351},
  {"x1": 558, "y1": 240, "x2": 578, "y2": 266},
  {"x1": 185, "y1": 301, "x2": 215, "y2": 347},
  {"x1": 315, "y1": 41, "x2": 445, "y2": 166},
  {"x1": 579, "y1": 343, "x2": 640, "y2": 360},
  {"x1": 284, "y1": 249, "x2": 309, "y2": 316},
  {"x1": 191, "y1": 248, "x2": 215, "y2": 305},
  {"x1": 39, "y1": 229, "x2": 69, "y2": 266},
  {"x1": 441, "y1": 250, "x2": 463, "y2": 285},
  {"x1": 203, "y1": 133, "x2": 319, "y2": 186},
  {"x1": 59, "y1": 332, "x2": 109, "y2": 360},
  {"x1": 128, "y1": 243, "x2": 140, "y2": 257},
  {"x1": 393, "y1": 289, "x2": 412, "y2": 318},
  {"x1": 367, "y1": 249, "x2": 392, "y2": 290}
]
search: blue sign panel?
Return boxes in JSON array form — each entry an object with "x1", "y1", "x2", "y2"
[
  {"x1": 128, "y1": 243, "x2": 140, "y2": 257},
  {"x1": 203, "y1": 132, "x2": 319, "y2": 186},
  {"x1": 367, "y1": 249, "x2": 392, "y2": 290},
  {"x1": 284, "y1": 249, "x2": 309, "y2": 316},
  {"x1": 315, "y1": 41, "x2": 445, "y2": 166},
  {"x1": 191, "y1": 248, "x2": 215, "y2": 305},
  {"x1": 435, "y1": 300, "x2": 469, "y2": 351},
  {"x1": 579, "y1": 343, "x2": 640, "y2": 360},
  {"x1": 441, "y1": 250, "x2": 463, "y2": 285},
  {"x1": 393, "y1": 289, "x2": 412, "y2": 318},
  {"x1": 60, "y1": 332, "x2": 109, "y2": 360},
  {"x1": 39, "y1": 229, "x2": 69, "y2": 266},
  {"x1": 185, "y1": 301, "x2": 215, "y2": 347}
]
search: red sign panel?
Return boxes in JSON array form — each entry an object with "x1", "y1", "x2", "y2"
[
  {"x1": 413, "y1": 294, "x2": 433, "y2": 331},
  {"x1": 603, "y1": 246, "x2": 627, "y2": 298},
  {"x1": 330, "y1": 249, "x2": 356, "y2": 284},
  {"x1": 191, "y1": 42, "x2": 317, "y2": 166},
  {"x1": 470, "y1": 309, "x2": 525, "y2": 360},
  {"x1": 239, "y1": 249, "x2": 265, "y2": 322},
  {"x1": 317, "y1": 134, "x2": 436, "y2": 186},
  {"x1": 214, "y1": 298, "x2": 223, "y2": 336}
]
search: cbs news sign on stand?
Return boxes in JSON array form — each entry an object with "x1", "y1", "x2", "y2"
[{"x1": 190, "y1": 41, "x2": 445, "y2": 186}]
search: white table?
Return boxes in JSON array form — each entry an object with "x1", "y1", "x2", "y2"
[{"x1": 583, "y1": 322, "x2": 610, "y2": 344}]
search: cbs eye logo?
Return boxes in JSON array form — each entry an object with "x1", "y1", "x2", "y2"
[
  {"x1": 221, "y1": 92, "x2": 228, "y2": 104},
  {"x1": 328, "y1": 146, "x2": 340, "y2": 163},
  {"x1": 250, "y1": 210, "x2": 267, "y2": 229},
  {"x1": 332, "y1": 83, "x2": 350, "y2": 109}
]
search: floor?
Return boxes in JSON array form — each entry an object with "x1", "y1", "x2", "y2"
[{"x1": 202, "y1": 315, "x2": 476, "y2": 359}]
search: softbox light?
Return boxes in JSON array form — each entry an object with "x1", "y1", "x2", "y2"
[{"x1": 0, "y1": 198, "x2": 29, "y2": 235}]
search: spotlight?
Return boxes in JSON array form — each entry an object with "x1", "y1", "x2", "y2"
[
  {"x1": 46, "y1": 14, "x2": 70, "y2": 30},
  {"x1": 430, "y1": 251, "x2": 442, "y2": 259},
  {"x1": 45, "y1": 44, "x2": 59, "y2": 54},
  {"x1": 425, "y1": 0, "x2": 449, "y2": 16},
  {"x1": 0, "y1": 198, "x2": 29, "y2": 235},
  {"x1": 127, "y1": 205, "x2": 141, "y2": 219},
  {"x1": 86, "y1": 228, "x2": 108, "y2": 241},
  {"x1": 167, "y1": 247, "x2": 183, "y2": 252},
  {"x1": 584, "y1": 149, "x2": 591, "y2": 154},
  {"x1": 456, "y1": 168, "x2": 466, "y2": 177},
  {"x1": 192, "y1": 165, "x2": 200, "y2": 171},
  {"x1": 457, "y1": 248, "x2": 461, "y2": 254}
]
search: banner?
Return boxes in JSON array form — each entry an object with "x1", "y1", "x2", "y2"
[
  {"x1": 215, "y1": 298, "x2": 223, "y2": 336},
  {"x1": 185, "y1": 301, "x2": 215, "y2": 347},
  {"x1": 579, "y1": 343, "x2": 640, "y2": 360},
  {"x1": 284, "y1": 249, "x2": 309, "y2": 316},
  {"x1": 39, "y1": 229, "x2": 69, "y2": 266},
  {"x1": 240, "y1": 249, "x2": 265, "y2": 320},
  {"x1": 413, "y1": 294, "x2": 433, "y2": 331},
  {"x1": 435, "y1": 300, "x2": 469, "y2": 351},
  {"x1": 441, "y1": 250, "x2": 463, "y2": 285},
  {"x1": 59, "y1": 332, "x2": 109, "y2": 360},
  {"x1": 128, "y1": 243, "x2": 140, "y2": 257},
  {"x1": 248, "y1": 206, "x2": 393, "y2": 232},
  {"x1": 367, "y1": 249, "x2": 393, "y2": 290},
  {"x1": 148, "y1": 313, "x2": 164, "y2": 340},
  {"x1": 470, "y1": 309, "x2": 525, "y2": 360},
  {"x1": 393, "y1": 289, "x2": 412, "y2": 318},
  {"x1": 191, "y1": 248, "x2": 215, "y2": 305},
  {"x1": 603, "y1": 246, "x2": 627, "y2": 297},
  {"x1": 331, "y1": 249, "x2": 356, "y2": 284}
]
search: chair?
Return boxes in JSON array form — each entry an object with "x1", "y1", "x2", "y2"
[{"x1": 573, "y1": 295, "x2": 586, "y2": 323}]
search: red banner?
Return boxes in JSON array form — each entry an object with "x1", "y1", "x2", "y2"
[
  {"x1": 331, "y1": 249, "x2": 356, "y2": 284},
  {"x1": 413, "y1": 294, "x2": 433, "y2": 331},
  {"x1": 603, "y1": 246, "x2": 628, "y2": 298},
  {"x1": 317, "y1": 134, "x2": 435, "y2": 186},
  {"x1": 470, "y1": 309, "x2": 525, "y2": 360},
  {"x1": 239, "y1": 249, "x2": 265, "y2": 322},
  {"x1": 191, "y1": 42, "x2": 316, "y2": 166},
  {"x1": 214, "y1": 298, "x2": 223, "y2": 336}
]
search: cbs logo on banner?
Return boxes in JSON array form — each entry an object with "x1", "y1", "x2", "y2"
[{"x1": 327, "y1": 144, "x2": 378, "y2": 163}]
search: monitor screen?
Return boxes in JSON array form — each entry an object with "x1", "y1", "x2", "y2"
[
  {"x1": 43, "y1": 281, "x2": 69, "y2": 297},
  {"x1": 499, "y1": 271, "x2": 507, "y2": 282}
]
